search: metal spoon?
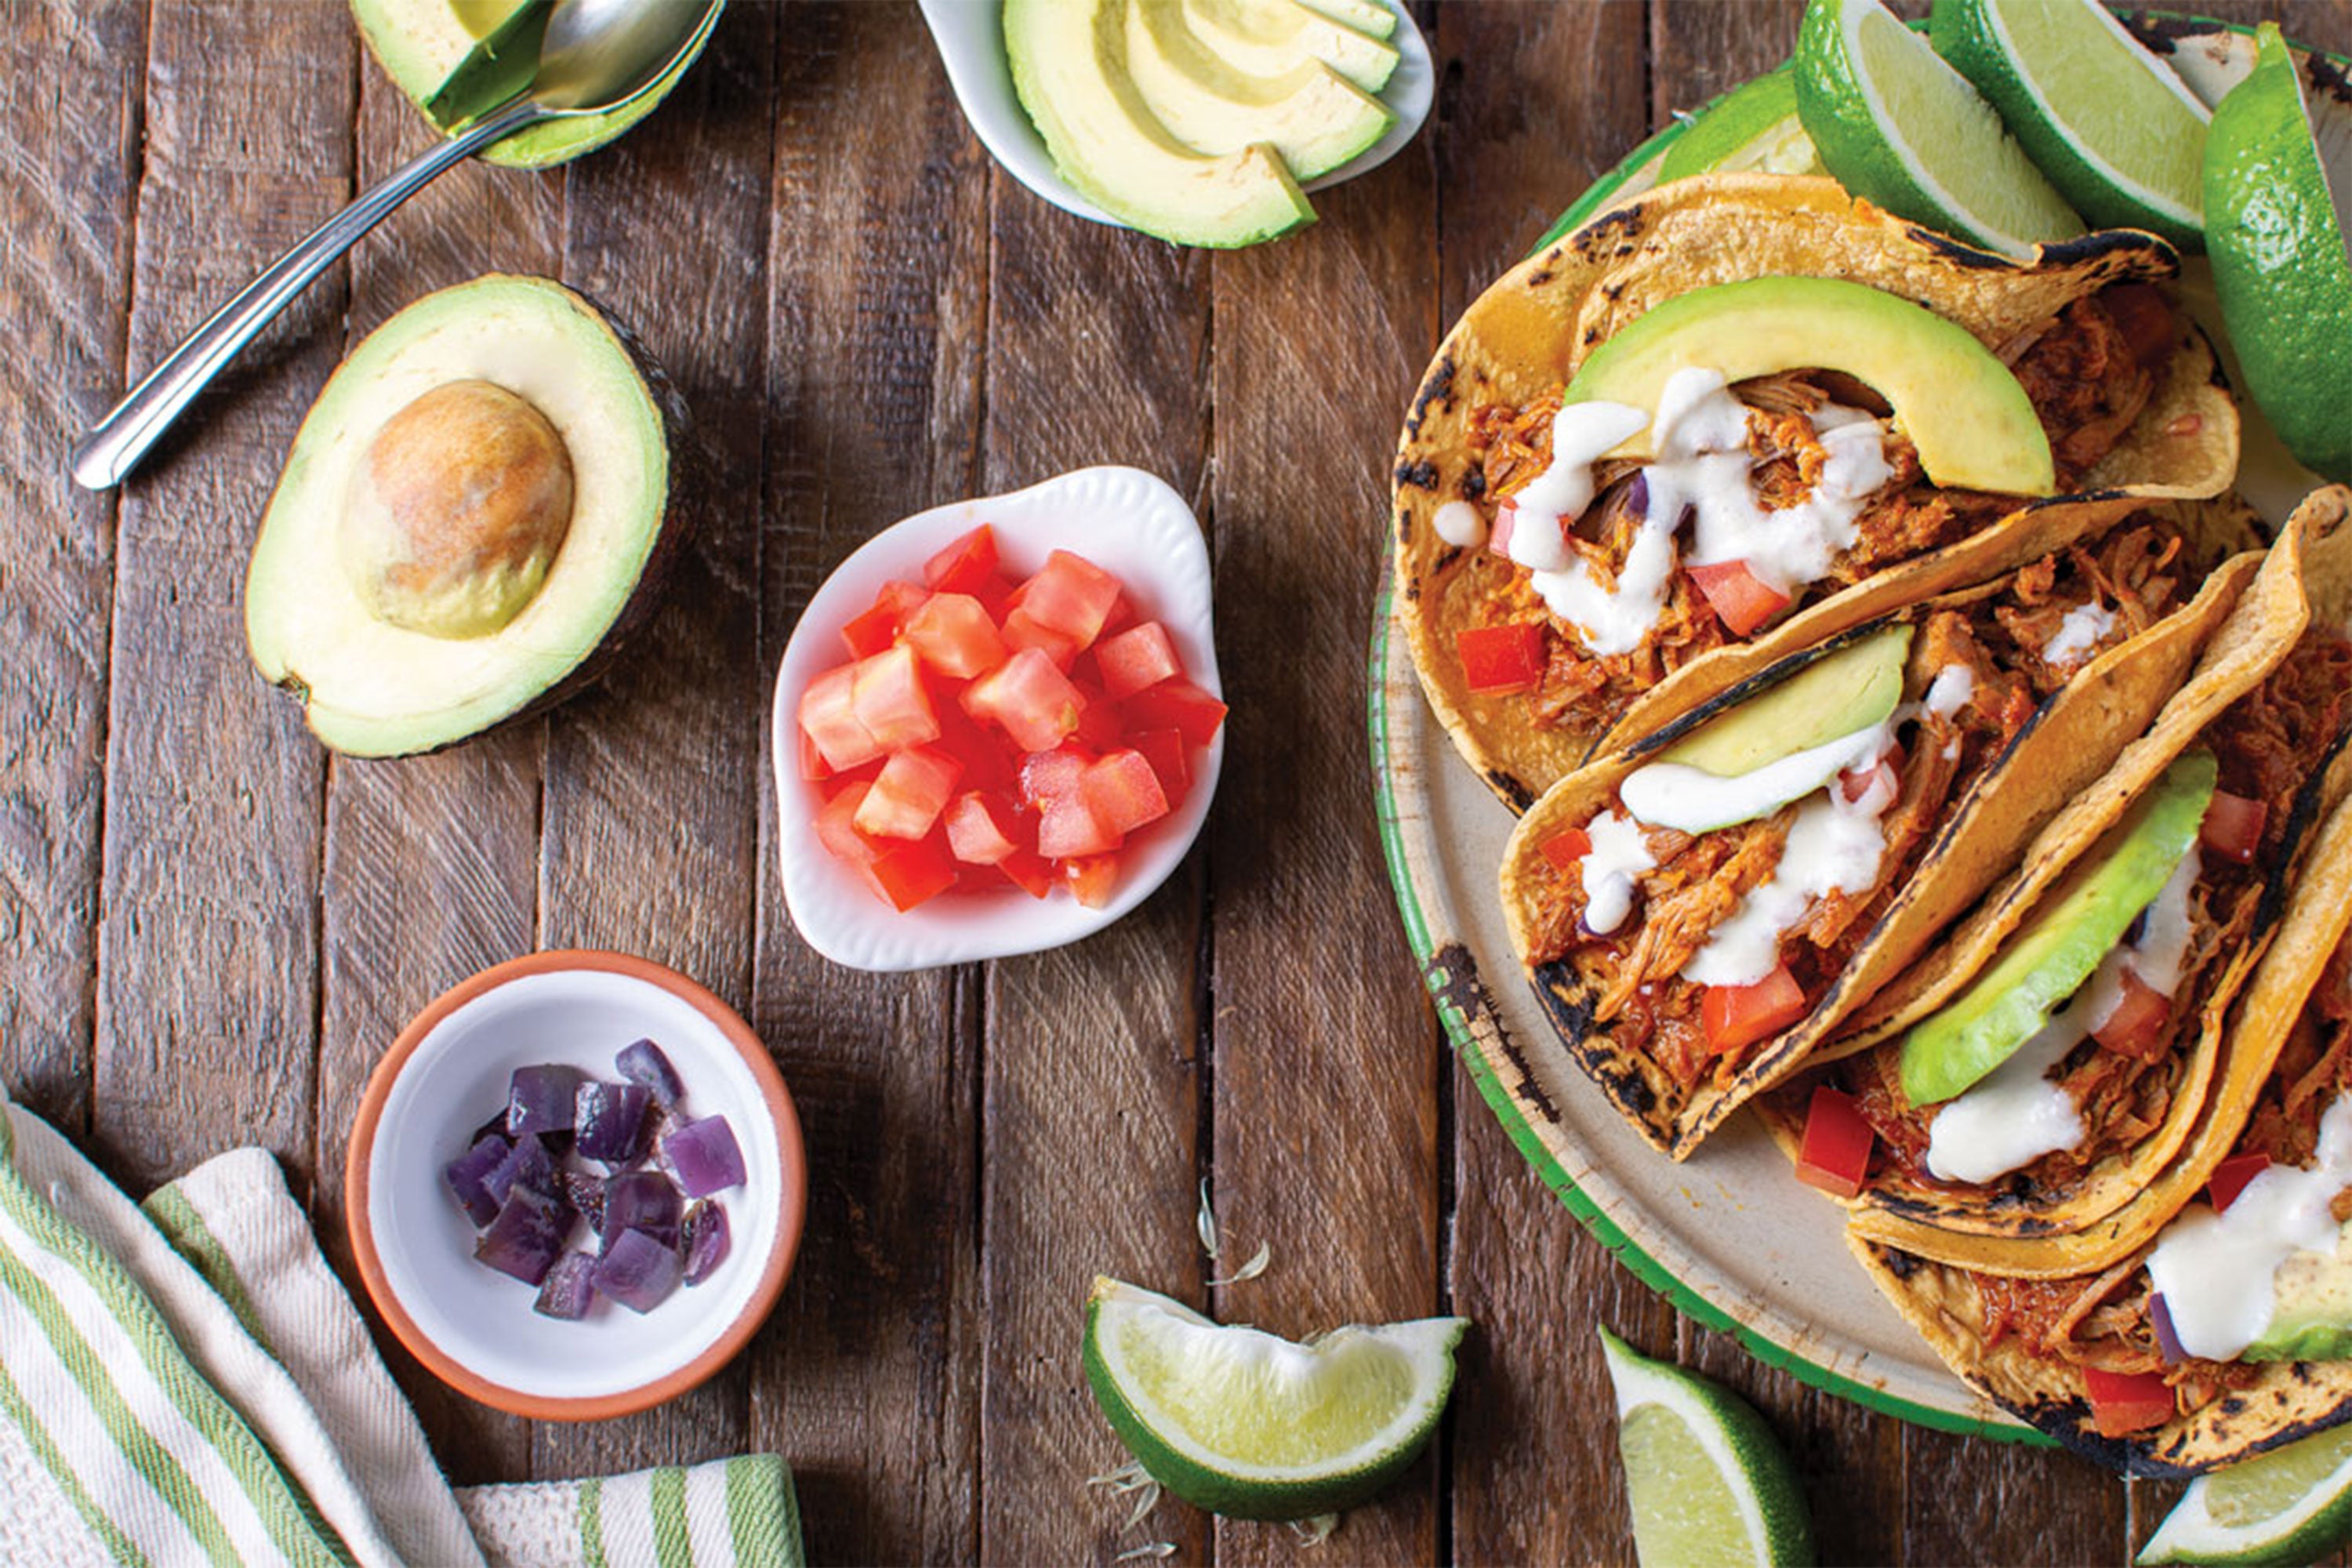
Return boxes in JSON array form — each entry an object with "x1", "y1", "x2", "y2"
[{"x1": 71, "y1": 0, "x2": 722, "y2": 492}]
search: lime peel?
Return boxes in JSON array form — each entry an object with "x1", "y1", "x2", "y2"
[{"x1": 2139, "y1": 1420, "x2": 2352, "y2": 1565}]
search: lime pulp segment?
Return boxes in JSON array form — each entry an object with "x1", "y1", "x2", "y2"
[{"x1": 2139, "y1": 1419, "x2": 2352, "y2": 1565}]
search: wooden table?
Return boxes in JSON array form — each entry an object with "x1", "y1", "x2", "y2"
[{"x1": 8, "y1": 1, "x2": 2351, "y2": 1562}]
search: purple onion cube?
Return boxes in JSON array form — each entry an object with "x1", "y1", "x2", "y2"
[
  {"x1": 2151, "y1": 1294, "x2": 2187, "y2": 1366},
  {"x1": 593, "y1": 1227, "x2": 684, "y2": 1313},
  {"x1": 682, "y1": 1201, "x2": 731, "y2": 1287},
  {"x1": 662, "y1": 1116, "x2": 746, "y2": 1199},
  {"x1": 562, "y1": 1169, "x2": 608, "y2": 1236},
  {"x1": 601, "y1": 1171, "x2": 682, "y2": 1253},
  {"x1": 534, "y1": 1250, "x2": 599, "y2": 1320},
  {"x1": 575, "y1": 1080, "x2": 654, "y2": 1167},
  {"x1": 506, "y1": 1064, "x2": 583, "y2": 1138},
  {"x1": 615, "y1": 1037, "x2": 685, "y2": 1110},
  {"x1": 474, "y1": 1187, "x2": 572, "y2": 1287},
  {"x1": 485, "y1": 1132, "x2": 560, "y2": 1207},
  {"x1": 444, "y1": 1134, "x2": 509, "y2": 1228}
]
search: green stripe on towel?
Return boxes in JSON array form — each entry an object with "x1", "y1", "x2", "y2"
[{"x1": 0, "y1": 1350, "x2": 154, "y2": 1567}]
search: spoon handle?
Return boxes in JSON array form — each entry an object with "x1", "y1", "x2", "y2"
[{"x1": 71, "y1": 97, "x2": 544, "y2": 492}]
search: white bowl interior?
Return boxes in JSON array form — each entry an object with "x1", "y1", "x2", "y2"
[
  {"x1": 773, "y1": 465, "x2": 1224, "y2": 973},
  {"x1": 367, "y1": 968, "x2": 787, "y2": 1403}
]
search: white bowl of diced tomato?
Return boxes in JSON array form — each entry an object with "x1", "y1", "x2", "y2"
[{"x1": 773, "y1": 466, "x2": 1226, "y2": 972}]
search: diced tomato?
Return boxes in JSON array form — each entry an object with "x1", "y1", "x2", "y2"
[
  {"x1": 1002, "y1": 608, "x2": 1083, "y2": 670},
  {"x1": 1018, "y1": 744, "x2": 1092, "y2": 810},
  {"x1": 864, "y1": 833, "x2": 958, "y2": 912},
  {"x1": 854, "y1": 745, "x2": 964, "y2": 840},
  {"x1": 1455, "y1": 622, "x2": 1548, "y2": 695},
  {"x1": 1081, "y1": 750, "x2": 1171, "y2": 836},
  {"x1": 2200, "y1": 791, "x2": 2267, "y2": 865},
  {"x1": 1537, "y1": 827, "x2": 1592, "y2": 872},
  {"x1": 1701, "y1": 966, "x2": 1808, "y2": 1057},
  {"x1": 796, "y1": 725, "x2": 830, "y2": 783},
  {"x1": 850, "y1": 646, "x2": 942, "y2": 750},
  {"x1": 944, "y1": 791, "x2": 1025, "y2": 866},
  {"x1": 814, "y1": 781, "x2": 879, "y2": 868},
  {"x1": 1097, "y1": 622, "x2": 1185, "y2": 699},
  {"x1": 996, "y1": 848, "x2": 1057, "y2": 898},
  {"x1": 973, "y1": 572, "x2": 1019, "y2": 622},
  {"x1": 1069, "y1": 677, "x2": 1127, "y2": 752},
  {"x1": 840, "y1": 601, "x2": 901, "y2": 660},
  {"x1": 1686, "y1": 559, "x2": 1791, "y2": 637},
  {"x1": 963, "y1": 648, "x2": 1087, "y2": 753},
  {"x1": 799, "y1": 664, "x2": 885, "y2": 771},
  {"x1": 1065, "y1": 853, "x2": 1121, "y2": 909},
  {"x1": 2092, "y1": 971, "x2": 2172, "y2": 1062},
  {"x1": 922, "y1": 525, "x2": 1000, "y2": 596},
  {"x1": 902, "y1": 593, "x2": 1008, "y2": 679},
  {"x1": 1098, "y1": 594, "x2": 1137, "y2": 638},
  {"x1": 2209, "y1": 1151, "x2": 2272, "y2": 1214},
  {"x1": 1795, "y1": 1084, "x2": 1875, "y2": 1199},
  {"x1": 927, "y1": 701, "x2": 1014, "y2": 795},
  {"x1": 1123, "y1": 677, "x2": 1227, "y2": 749},
  {"x1": 1838, "y1": 745, "x2": 1904, "y2": 806},
  {"x1": 1131, "y1": 728, "x2": 1190, "y2": 809},
  {"x1": 2083, "y1": 1367, "x2": 2176, "y2": 1438},
  {"x1": 2101, "y1": 282, "x2": 2176, "y2": 372},
  {"x1": 1018, "y1": 550, "x2": 1124, "y2": 648},
  {"x1": 1487, "y1": 500, "x2": 1518, "y2": 559},
  {"x1": 1038, "y1": 792, "x2": 1119, "y2": 859}
]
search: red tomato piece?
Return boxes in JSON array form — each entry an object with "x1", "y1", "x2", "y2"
[
  {"x1": 1096, "y1": 622, "x2": 1184, "y2": 700},
  {"x1": 1018, "y1": 550, "x2": 1125, "y2": 648},
  {"x1": 1131, "y1": 728, "x2": 1190, "y2": 809},
  {"x1": 1487, "y1": 500, "x2": 1518, "y2": 559},
  {"x1": 840, "y1": 601, "x2": 901, "y2": 661},
  {"x1": 799, "y1": 664, "x2": 885, "y2": 771},
  {"x1": 902, "y1": 593, "x2": 1009, "y2": 679},
  {"x1": 1454, "y1": 622, "x2": 1548, "y2": 695},
  {"x1": 2092, "y1": 971, "x2": 2172, "y2": 1062},
  {"x1": 973, "y1": 572, "x2": 1019, "y2": 622},
  {"x1": 922, "y1": 524, "x2": 1000, "y2": 595},
  {"x1": 1098, "y1": 594, "x2": 1137, "y2": 638},
  {"x1": 1702, "y1": 966, "x2": 1808, "y2": 1057},
  {"x1": 1081, "y1": 750, "x2": 1171, "y2": 837},
  {"x1": 1018, "y1": 744, "x2": 1093, "y2": 811},
  {"x1": 1038, "y1": 793, "x2": 1119, "y2": 859},
  {"x1": 864, "y1": 833, "x2": 958, "y2": 912},
  {"x1": 2209, "y1": 1151, "x2": 2272, "y2": 1214},
  {"x1": 963, "y1": 648, "x2": 1087, "y2": 753},
  {"x1": 854, "y1": 745, "x2": 964, "y2": 840},
  {"x1": 1002, "y1": 608, "x2": 1083, "y2": 671},
  {"x1": 944, "y1": 791, "x2": 1025, "y2": 866},
  {"x1": 1537, "y1": 827, "x2": 1592, "y2": 872},
  {"x1": 850, "y1": 646, "x2": 942, "y2": 750},
  {"x1": 1069, "y1": 677, "x2": 1126, "y2": 752},
  {"x1": 2083, "y1": 1367, "x2": 2176, "y2": 1438},
  {"x1": 1686, "y1": 559, "x2": 1792, "y2": 637},
  {"x1": 813, "y1": 781, "x2": 879, "y2": 869},
  {"x1": 796, "y1": 726, "x2": 830, "y2": 783},
  {"x1": 996, "y1": 848, "x2": 1057, "y2": 898},
  {"x1": 2200, "y1": 791, "x2": 2267, "y2": 864},
  {"x1": 1795, "y1": 1084, "x2": 1875, "y2": 1200},
  {"x1": 1123, "y1": 677, "x2": 1226, "y2": 749},
  {"x1": 1064, "y1": 853, "x2": 1120, "y2": 909}
]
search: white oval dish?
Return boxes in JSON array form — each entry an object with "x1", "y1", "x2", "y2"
[
  {"x1": 773, "y1": 465, "x2": 1224, "y2": 973},
  {"x1": 915, "y1": 0, "x2": 1435, "y2": 231}
]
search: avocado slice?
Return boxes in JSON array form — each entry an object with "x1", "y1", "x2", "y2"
[
  {"x1": 1657, "y1": 624, "x2": 1912, "y2": 778},
  {"x1": 1898, "y1": 751, "x2": 2218, "y2": 1106},
  {"x1": 2245, "y1": 1231, "x2": 2352, "y2": 1362},
  {"x1": 245, "y1": 275, "x2": 685, "y2": 757},
  {"x1": 1123, "y1": 0, "x2": 1395, "y2": 183},
  {"x1": 1562, "y1": 275, "x2": 2056, "y2": 496},
  {"x1": 1006, "y1": 0, "x2": 1316, "y2": 249},
  {"x1": 1178, "y1": 0, "x2": 1401, "y2": 95},
  {"x1": 350, "y1": 0, "x2": 720, "y2": 169},
  {"x1": 1293, "y1": 0, "x2": 1397, "y2": 42}
]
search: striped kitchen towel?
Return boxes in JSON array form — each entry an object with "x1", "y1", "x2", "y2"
[{"x1": 0, "y1": 1093, "x2": 800, "y2": 1568}]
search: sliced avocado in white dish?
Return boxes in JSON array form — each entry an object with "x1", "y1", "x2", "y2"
[
  {"x1": 1293, "y1": 0, "x2": 1396, "y2": 42},
  {"x1": 245, "y1": 275, "x2": 687, "y2": 757},
  {"x1": 1178, "y1": 0, "x2": 1401, "y2": 95},
  {"x1": 1124, "y1": 0, "x2": 1395, "y2": 182}
]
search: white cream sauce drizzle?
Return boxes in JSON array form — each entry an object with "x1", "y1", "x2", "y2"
[
  {"x1": 1576, "y1": 811, "x2": 1657, "y2": 937},
  {"x1": 2043, "y1": 601, "x2": 2117, "y2": 669},
  {"x1": 1432, "y1": 499, "x2": 1486, "y2": 549},
  {"x1": 1620, "y1": 723, "x2": 1886, "y2": 837},
  {"x1": 1679, "y1": 765, "x2": 1898, "y2": 989}
]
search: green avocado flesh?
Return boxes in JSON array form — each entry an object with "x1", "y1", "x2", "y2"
[
  {"x1": 1658, "y1": 624, "x2": 1912, "y2": 778},
  {"x1": 1178, "y1": 0, "x2": 1400, "y2": 94},
  {"x1": 2247, "y1": 1230, "x2": 2352, "y2": 1362},
  {"x1": 245, "y1": 275, "x2": 674, "y2": 757},
  {"x1": 1899, "y1": 750, "x2": 2217, "y2": 1106},
  {"x1": 1124, "y1": 0, "x2": 1393, "y2": 182},
  {"x1": 1562, "y1": 275, "x2": 2056, "y2": 495}
]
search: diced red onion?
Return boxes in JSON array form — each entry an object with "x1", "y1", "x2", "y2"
[
  {"x1": 444, "y1": 1134, "x2": 508, "y2": 1228},
  {"x1": 616, "y1": 1038, "x2": 685, "y2": 1110},
  {"x1": 534, "y1": 1250, "x2": 597, "y2": 1319},
  {"x1": 506, "y1": 1064, "x2": 583, "y2": 1138},
  {"x1": 682, "y1": 1201, "x2": 731, "y2": 1286},
  {"x1": 561, "y1": 1169, "x2": 608, "y2": 1236},
  {"x1": 2151, "y1": 1294, "x2": 2187, "y2": 1366},
  {"x1": 662, "y1": 1116, "x2": 746, "y2": 1199},
  {"x1": 485, "y1": 1134, "x2": 560, "y2": 1207},
  {"x1": 474, "y1": 1187, "x2": 572, "y2": 1286},
  {"x1": 593, "y1": 1227, "x2": 684, "y2": 1312},
  {"x1": 574, "y1": 1080, "x2": 654, "y2": 1167},
  {"x1": 601, "y1": 1171, "x2": 682, "y2": 1252}
]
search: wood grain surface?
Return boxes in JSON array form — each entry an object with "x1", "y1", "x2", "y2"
[{"x1": 5, "y1": 2, "x2": 2350, "y2": 1564}]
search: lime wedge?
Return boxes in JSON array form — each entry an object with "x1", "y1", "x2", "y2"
[
  {"x1": 2139, "y1": 1421, "x2": 2352, "y2": 1566},
  {"x1": 1660, "y1": 71, "x2": 1826, "y2": 183},
  {"x1": 1930, "y1": 0, "x2": 2209, "y2": 248},
  {"x1": 1795, "y1": 0, "x2": 2083, "y2": 260},
  {"x1": 1081, "y1": 1277, "x2": 1468, "y2": 1521},
  {"x1": 1600, "y1": 1329, "x2": 1816, "y2": 1568},
  {"x1": 2204, "y1": 23, "x2": 2352, "y2": 483}
]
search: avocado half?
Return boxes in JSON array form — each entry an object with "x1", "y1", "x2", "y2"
[
  {"x1": 350, "y1": 0, "x2": 723, "y2": 169},
  {"x1": 245, "y1": 274, "x2": 688, "y2": 757}
]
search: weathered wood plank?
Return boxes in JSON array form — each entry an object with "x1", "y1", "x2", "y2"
[
  {"x1": 0, "y1": 0, "x2": 145, "y2": 1136},
  {"x1": 92, "y1": 0, "x2": 351, "y2": 1195},
  {"x1": 744, "y1": 5, "x2": 989, "y2": 1562}
]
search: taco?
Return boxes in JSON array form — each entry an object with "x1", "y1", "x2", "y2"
[
  {"x1": 1499, "y1": 502, "x2": 2265, "y2": 1159},
  {"x1": 1394, "y1": 172, "x2": 2241, "y2": 811}
]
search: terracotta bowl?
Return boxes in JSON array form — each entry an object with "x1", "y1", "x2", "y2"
[{"x1": 346, "y1": 949, "x2": 805, "y2": 1420}]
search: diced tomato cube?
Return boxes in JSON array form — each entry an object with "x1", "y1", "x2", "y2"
[
  {"x1": 1795, "y1": 1084, "x2": 1875, "y2": 1200},
  {"x1": 1131, "y1": 728, "x2": 1190, "y2": 809},
  {"x1": 1538, "y1": 827, "x2": 1592, "y2": 872},
  {"x1": 1002, "y1": 608, "x2": 1083, "y2": 671},
  {"x1": 1098, "y1": 594, "x2": 1137, "y2": 637},
  {"x1": 1097, "y1": 622, "x2": 1183, "y2": 699},
  {"x1": 854, "y1": 745, "x2": 964, "y2": 840},
  {"x1": 1455, "y1": 622, "x2": 1548, "y2": 695},
  {"x1": 996, "y1": 848, "x2": 1057, "y2": 898},
  {"x1": 2200, "y1": 791, "x2": 2267, "y2": 864},
  {"x1": 1018, "y1": 745, "x2": 1092, "y2": 810},
  {"x1": 1701, "y1": 966, "x2": 1808, "y2": 1057},
  {"x1": 1487, "y1": 500, "x2": 1518, "y2": 559},
  {"x1": 902, "y1": 593, "x2": 1008, "y2": 679},
  {"x1": 1686, "y1": 559, "x2": 1791, "y2": 637},
  {"x1": 840, "y1": 601, "x2": 900, "y2": 660},
  {"x1": 2091, "y1": 970, "x2": 2172, "y2": 1062},
  {"x1": 963, "y1": 648, "x2": 1087, "y2": 753},
  {"x1": 848, "y1": 646, "x2": 942, "y2": 751},
  {"x1": 1081, "y1": 750, "x2": 1171, "y2": 837},
  {"x1": 944, "y1": 791, "x2": 1025, "y2": 866},
  {"x1": 1122, "y1": 677, "x2": 1226, "y2": 749},
  {"x1": 796, "y1": 726, "x2": 830, "y2": 783},
  {"x1": 1069, "y1": 677, "x2": 1127, "y2": 751},
  {"x1": 973, "y1": 572, "x2": 1019, "y2": 622},
  {"x1": 864, "y1": 833, "x2": 958, "y2": 912},
  {"x1": 799, "y1": 664, "x2": 885, "y2": 771},
  {"x1": 1838, "y1": 743, "x2": 1905, "y2": 806},
  {"x1": 2209, "y1": 1150, "x2": 2272, "y2": 1213},
  {"x1": 922, "y1": 525, "x2": 1000, "y2": 596},
  {"x1": 814, "y1": 782, "x2": 879, "y2": 868},
  {"x1": 1064, "y1": 853, "x2": 1120, "y2": 909},
  {"x1": 2083, "y1": 1367, "x2": 2176, "y2": 1437},
  {"x1": 928, "y1": 702, "x2": 1015, "y2": 796},
  {"x1": 1017, "y1": 550, "x2": 1125, "y2": 648},
  {"x1": 1038, "y1": 793, "x2": 1119, "y2": 859}
]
